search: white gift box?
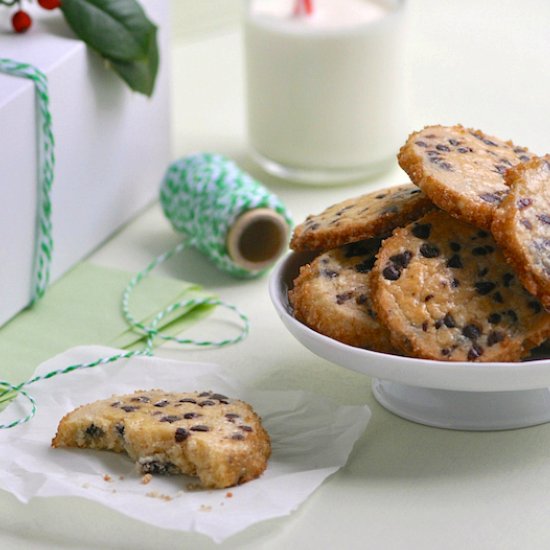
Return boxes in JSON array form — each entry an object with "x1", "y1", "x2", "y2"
[{"x1": 0, "y1": 0, "x2": 171, "y2": 326}]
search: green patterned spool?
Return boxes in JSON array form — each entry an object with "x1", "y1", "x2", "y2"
[{"x1": 160, "y1": 153, "x2": 293, "y2": 278}]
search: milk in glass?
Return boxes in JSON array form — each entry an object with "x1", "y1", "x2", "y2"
[{"x1": 245, "y1": 0, "x2": 406, "y2": 184}]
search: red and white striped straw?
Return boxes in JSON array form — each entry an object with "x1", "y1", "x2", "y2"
[{"x1": 293, "y1": 0, "x2": 314, "y2": 16}]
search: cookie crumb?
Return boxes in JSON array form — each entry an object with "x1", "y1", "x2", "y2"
[
  {"x1": 141, "y1": 473, "x2": 153, "y2": 485},
  {"x1": 146, "y1": 491, "x2": 172, "y2": 501},
  {"x1": 103, "y1": 474, "x2": 112, "y2": 482},
  {"x1": 199, "y1": 504, "x2": 212, "y2": 512},
  {"x1": 226, "y1": 491, "x2": 233, "y2": 498}
]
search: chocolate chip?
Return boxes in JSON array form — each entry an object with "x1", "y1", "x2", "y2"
[
  {"x1": 211, "y1": 394, "x2": 229, "y2": 401},
  {"x1": 519, "y1": 155, "x2": 530, "y2": 162},
  {"x1": 390, "y1": 251, "x2": 413, "y2": 268},
  {"x1": 422, "y1": 321, "x2": 429, "y2": 332},
  {"x1": 111, "y1": 401, "x2": 121, "y2": 408},
  {"x1": 412, "y1": 223, "x2": 432, "y2": 239},
  {"x1": 160, "y1": 415, "x2": 180, "y2": 423},
  {"x1": 131, "y1": 395, "x2": 150, "y2": 403},
  {"x1": 479, "y1": 193, "x2": 501, "y2": 204},
  {"x1": 190, "y1": 425, "x2": 210, "y2": 432},
  {"x1": 493, "y1": 164, "x2": 508, "y2": 175},
  {"x1": 528, "y1": 301, "x2": 542, "y2": 314},
  {"x1": 475, "y1": 281, "x2": 496, "y2": 295},
  {"x1": 356, "y1": 294, "x2": 368, "y2": 305},
  {"x1": 198, "y1": 392, "x2": 211, "y2": 397},
  {"x1": 415, "y1": 140, "x2": 428, "y2": 147},
  {"x1": 517, "y1": 198, "x2": 532, "y2": 210},
  {"x1": 240, "y1": 425, "x2": 253, "y2": 432},
  {"x1": 502, "y1": 273, "x2": 514, "y2": 287},
  {"x1": 434, "y1": 319, "x2": 444, "y2": 329},
  {"x1": 492, "y1": 292, "x2": 504, "y2": 303},
  {"x1": 478, "y1": 268, "x2": 489, "y2": 277},
  {"x1": 383, "y1": 264, "x2": 401, "y2": 281},
  {"x1": 488, "y1": 313, "x2": 502, "y2": 324},
  {"x1": 450, "y1": 242, "x2": 461, "y2": 252},
  {"x1": 472, "y1": 245, "x2": 494, "y2": 256},
  {"x1": 447, "y1": 254, "x2": 463, "y2": 268},
  {"x1": 85, "y1": 424, "x2": 104, "y2": 439},
  {"x1": 438, "y1": 161, "x2": 453, "y2": 171},
  {"x1": 482, "y1": 138, "x2": 498, "y2": 147},
  {"x1": 231, "y1": 433, "x2": 245, "y2": 441},
  {"x1": 199, "y1": 400, "x2": 216, "y2": 407},
  {"x1": 537, "y1": 214, "x2": 550, "y2": 225},
  {"x1": 487, "y1": 331, "x2": 505, "y2": 346},
  {"x1": 115, "y1": 423, "x2": 125, "y2": 437},
  {"x1": 355, "y1": 257, "x2": 376, "y2": 273},
  {"x1": 463, "y1": 324, "x2": 481, "y2": 340},
  {"x1": 477, "y1": 230, "x2": 489, "y2": 238},
  {"x1": 154, "y1": 400, "x2": 169, "y2": 408},
  {"x1": 121, "y1": 405, "x2": 139, "y2": 413},
  {"x1": 441, "y1": 348, "x2": 451, "y2": 356},
  {"x1": 436, "y1": 144, "x2": 450, "y2": 152},
  {"x1": 424, "y1": 294, "x2": 434, "y2": 302},
  {"x1": 420, "y1": 243, "x2": 440, "y2": 258},
  {"x1": 443, "y1": 313, "x2": 456, "y2": 328},
  {"x1": 520, "y1": 219, "x2": 533, "y2": 229},
  {"x1": 506, "y1": 310, "x2": 518, "y2": 323},
  {"x1": 457, "y1": 147, "x2": 473, "y2": 153},
  {"x1": 225, "y1": 413, "x2": 240, "y2": 419},
  {"x1": 323, "y1": 269, "x2": 339, "y2": 278},
  {"x1": 448, "y1": 139, "x2": 460, "y2": 146},
  {"x1": 467, "y1": 343, "x2": 484, "y2": 360},
  {"x1": 375, "y1": 193, "x2": 387, "y2": 199},
  {"x1": 183, "y1": 412, "x2": 200, "y2": 419},
  {"x1": 451, "y1": 278, "x2": 460, "y2": 288},
  {"x1": 141, "y1": 460, "x2": 178, "y2": 475},
  {"x1": 336, "y1": 292, "x2": 353, "y2": 305}
]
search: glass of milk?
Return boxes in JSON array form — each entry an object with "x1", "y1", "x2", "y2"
[{"x1": 244, "y1": 0, "x2": 407, "y2": 184}]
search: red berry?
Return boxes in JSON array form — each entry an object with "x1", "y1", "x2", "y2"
[
  {"x1": 38, "y1": 0, "x2": 62, "y2": 9},
  {"x1": 12, "y1": 10, "x2": 32, "y2": 33}
]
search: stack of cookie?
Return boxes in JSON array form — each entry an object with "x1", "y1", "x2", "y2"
[{"x1": 289, "y1": 124, "x2": 550, "y2": 362}]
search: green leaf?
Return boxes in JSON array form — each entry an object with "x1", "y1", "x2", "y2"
[
  {"x1": 60, "y1": 0, "x2": 157, "y2": 62},
  {"x1": 109, "y1": 27, "x2": 159, "y2": 96}
]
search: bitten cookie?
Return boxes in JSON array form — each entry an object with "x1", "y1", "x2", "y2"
[
  {"x1": 52, "y1": 390, "x2": 271, "y2": 489},
  {"x1": 492, "y1": 155, "x2": 550, "y2": 309},
  {"x1": 398, "y1": 125, "x2": 532, "y2": 230},
  {"x1": 370, "y1": 210, "x2": 550, "y2": 361},
  {"x1": 290, "y1": 183, "x2": 433, "y2": 252},
  {"x1": 289, "y1": 239, "x2": 395, "y2": 353}
]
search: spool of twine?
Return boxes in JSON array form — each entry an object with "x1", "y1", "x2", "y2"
[{"x1": 160, "y1": 153, "x2": 293, "y2": 277}]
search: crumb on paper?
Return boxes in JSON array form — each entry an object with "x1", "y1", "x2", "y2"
[
  {"x1": 146, "y1": 491, "x2": 172, "y2": 502},
  {"x1": 226, "y1": 491, "x2": 233, "y2": 498},
  {"x1": 103, "y1": 474, "x2": 112, "y2": 482},
  {"x1": 199, "y1": 504, "x2": 212, "y2": 512},
  {"x1": 186, "y1": 482, "x2": 202, "y2": 491},
  {"x1": 141, "y1": 473, "x2": 153, "y2": 485},
  {"x1": 119, "y1": 475, "x2": 125, "y2": 480}
]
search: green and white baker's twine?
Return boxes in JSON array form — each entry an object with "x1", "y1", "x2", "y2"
[
  {"x1": 0, "y1": 153, "x2": 292, "y2": 429},
  {"x1": 161, "y1": 153, "x2": 293, "y2": 278},
  {"x1": 0, "y1": 58, "x2": 54, "y2": 303}
]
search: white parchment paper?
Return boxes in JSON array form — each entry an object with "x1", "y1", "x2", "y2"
[{"x1": 0, "y1": 346, "x2": 370, "y2": 542}]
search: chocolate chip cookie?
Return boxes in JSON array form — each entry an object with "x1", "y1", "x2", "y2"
[
  {"x1": 398, "y1": 125, "x2": 533, "y2": 230},
  {"x1": 290, "y1": 183, "x2": 434, "y2": 252},
  {"x1": 492, "y1": 155, "x2": 550, "y2": 309},
  {"x1": 289, "y1": 238, "x2": 395, "y2": 352},
  {"x1": 370, "y1": 210, "x2": 550, "y2": 361},
  {"x1": 52, "y1": 390, "x2": 271, "y2": 489}
]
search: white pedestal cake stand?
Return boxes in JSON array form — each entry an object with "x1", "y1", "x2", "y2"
[{"x1": 270, "y1": 252, "x2": 550, "y2": 431}]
